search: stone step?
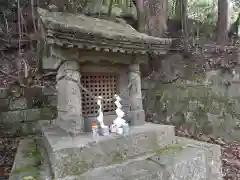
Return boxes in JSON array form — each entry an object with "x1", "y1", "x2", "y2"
[
  {"x1": 60, "y1": 145, "x2": 208, "y2": 180},
  {"x1": 42, "y1": 123, "x2": 175, "y2": 179},
  {"x1": 61, "y1": 138, "x2": 223, "y2": 180},
  {"x1": 176, "y1": 137, "x2": 223, "y2": 180},
  {"x1": 9, "y1": 138, "x2": 53, "y2": 180}
]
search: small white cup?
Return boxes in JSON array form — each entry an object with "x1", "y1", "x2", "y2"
[
  {"x1": 110, "y1": 124, "x2": 117, "y2": 133},
  {"x1": 116, "y1": 127, "x2": 123, "y2": 135}
]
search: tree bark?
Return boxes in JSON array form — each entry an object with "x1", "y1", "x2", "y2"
[
  {"x1": 181, "y1": 0, "x2": 188, "y2": 51},
  {"x1": 134, "y1": 0, "x2": 145, "y2": 33},
  {"x1": 133, "y1": 0, "x2": 168, "y2": 73},
  {"x1": 133, "y1": 0, "x2": 168, "y2": 37},
  {"x1": 143, "y1": 0, "x2": 168, "y2": 37},
  {"x1": 175, "y1": 0, "x2": 181, "y2": 19},
  {"x1": 108, "y1": 0, "x2": 114, "y2": 16},
  {"x1": 217, "y1": 0, "x2": 228, "y2": 45}
]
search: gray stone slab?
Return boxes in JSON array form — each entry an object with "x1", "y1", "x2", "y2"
[
  {"x1": 42, "y1": 87, "x2": 57, "y2": 95},
  {"x1": 66, "y1": 146, "x2": 206, "y2": 180},
  {"x1": 37, "y1": 139, "x2": 54, "y2": 180},
  {"x1": 0, "y1": 98, "x2": 9, "y2": 111},
  {"x1": 40, "y1": 107, "x2": 57, "y2": 119},
  {"x1": 0, "y1": 88, "x2": 8, "y2": 98},
  {"x1": 0, "y1": 108, "x2": 55, "y2": 124},
  {"x1": 42, "y1": 123, "x2": 175, "y2": 179},
  {"x1": 9, "y1": 138, "x2": 54, "y2": 180},
  {"x1": 0, "y1": 120, "x2": 52, "y2": 136},
  {"x1": 9, "y1": 97, "x2": 28, "y2": 110},
  {"x1": 47, "y1": 95, "x2": 57, "y2": 107},
  {"x1": 0, "y1": 110, "x2": 25, "y2": 123},
  {"x1": 176, "y1": 137, "x2": 223, "y2": 180},
  {"x1": 9, "y1": 139, "x2": 41, "y2": 180},
  {"x1": 23, "y1": 109, "x2": 42, "y2": 122}
]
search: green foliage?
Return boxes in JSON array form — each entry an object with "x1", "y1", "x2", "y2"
[
  {"x1": 23, "y1": 140, "x2": 41, "y2": 166},
  {"x1": 168, "y1": 0, "x2": 240, "y2": 36}
]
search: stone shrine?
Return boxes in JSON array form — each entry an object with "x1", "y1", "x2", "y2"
[
  {"x1": 38, "y1": 8, "x2": 171, "y2": 134},
  {"x1": 12, "y1": 8, "x2": 223, "y2": 180}
]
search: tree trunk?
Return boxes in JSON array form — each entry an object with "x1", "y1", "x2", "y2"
[
  {"x1": 181, "y1": 0, "x2": 188, "y2": 51},
  {"x1": 143, "y1": 0, "x2": 168, "y2": 37},
  {"x1": 175, "y1": 0, "x2": 181, "y2": 19},
  {"x1": 108, "y1": 0, "x2": 114, "y2": 16},
  {"x1": 133, "y1": 0, "x2": 145, "y2": 33},
  {"x1": 217, "y1": 0, "x2": 228, "y2": 45},
  {"x1": 133, "y1": 0, "x2": 168, "y2": 73},
  {"x1": 133, "y1": 0, "x2": 168, "y2": 37}
]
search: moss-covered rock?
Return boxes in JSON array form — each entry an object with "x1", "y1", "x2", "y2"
[{"x1": 144, "y1": 69, "x2": 240, "y2": 141}]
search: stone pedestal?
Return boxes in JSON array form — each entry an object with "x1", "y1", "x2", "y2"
[
  {"x1": 39, "y1": 123, "x2": 222, "y2": 180},
  {"x1": 56, "y1": 61, "x2": 84, "y2": 135},
  {"x1": 41, "y1": 123, "x2": 175, "y2": 179},
  {"x1": 128, "y1": 63, "x2": 145, "y2": 125}
]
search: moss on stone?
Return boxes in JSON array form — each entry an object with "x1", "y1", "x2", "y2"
[
  {"x1": 111, "y1": 151, "x2": 124, "y2": 163},
  {"x1": 69, "y1": 160, "x2": 93, "y2": 175},
  {"x1": 106, "y1": 151, "x2": 124, "y2": 165},
  {"x1": 12, "y1": 165, "x2": 38, "y2": 174},
  {"x1": 22, "y1": 176, "x2": 37, "y2": 180},
  {"x1": 13, "y1": 140, "x2": 41, "y2": 180},
  {"x1": 155, "y1": 145, "x2": 183, "y2": 155},
  {"x1": 23, "y1": 140, "x2": 41, "y2": 166},
  {"x1": 12, "y1": 165, "x2": 40, "y2": 180},
  {"x1": 150, "y1": 77, "x2": 240, "y2": 136}
]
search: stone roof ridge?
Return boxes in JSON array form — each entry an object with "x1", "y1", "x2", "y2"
[{"x1": 38, "y1": 8, "x2": 171, "y2": 55}]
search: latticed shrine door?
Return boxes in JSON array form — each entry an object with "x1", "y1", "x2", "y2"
[{"x1": 81, "y1": 73, "x2": 119, "y2": 116}]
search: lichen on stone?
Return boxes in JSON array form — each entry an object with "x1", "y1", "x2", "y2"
[
  {"x1": 107, "y1": 151, "x2": 124, "y2": 165},
  {"x1": 155, "y1": 144, "x2": 183, "y2": 155}
]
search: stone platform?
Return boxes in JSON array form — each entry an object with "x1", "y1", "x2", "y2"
[
  {"x1": 9, "y1": 124, "x2": 223, "y2": 180},
  {"x1": 75, "y1": 146, "x2": 207, "y2": 180},
  {"x1": 42, "y1": 123, "x2": 175, "y2": 179}
]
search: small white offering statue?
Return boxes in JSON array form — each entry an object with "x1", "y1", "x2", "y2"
[
  {"x1": 97, "y1": 96, "x2": 105, "y2": 128},
  {"x1": 97, "y1": 96, "x2": 109, "y2": 136},
  {"x1": 112, "y1": 94, "x2": 129, "y2": 135}
]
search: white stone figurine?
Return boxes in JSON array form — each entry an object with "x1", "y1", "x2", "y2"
[
  {"x1": 113, "y1": 94, "x2": 128, "y2": 135},
  {"x1": 97, "y1": 96, "x2": 109, "y2": 136},
  {"x1": 97, "y1": 96, "x2": 105, "y2": 128}
]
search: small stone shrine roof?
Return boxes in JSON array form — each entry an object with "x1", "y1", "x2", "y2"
[{"x1": 38, "y1": 8, "x2": 171, "y2": 55}]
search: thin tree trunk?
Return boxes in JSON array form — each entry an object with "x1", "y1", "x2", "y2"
[
  {"x1": 133, "y1": 0, "x2": 145, "y2": 33},
  {"x1": 181, "y1": 0, "x2": 188, "y2": 51},
  {"x1": 108, "y1": 0, "x2": 114, "y2": 16},
  {"x1": 175, "y1": 0, "x2": 181, "y2": 19},
  {"x1": 217, "y1": 0, "x2": 228, "y2": 45}
]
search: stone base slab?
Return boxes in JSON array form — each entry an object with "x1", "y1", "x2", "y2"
[
  {"x1": 176, "y1": 137, "x2": 223, "y2": 180},
  {"x1": 76, "y1": 146, "x2": 207, "y2": 180},
  {"x1": 42, "y1": 123, "x2": 175, "y2": 179},
  {"x1": 9, "y1": 139, "x2": 52, "y2": 180}
]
